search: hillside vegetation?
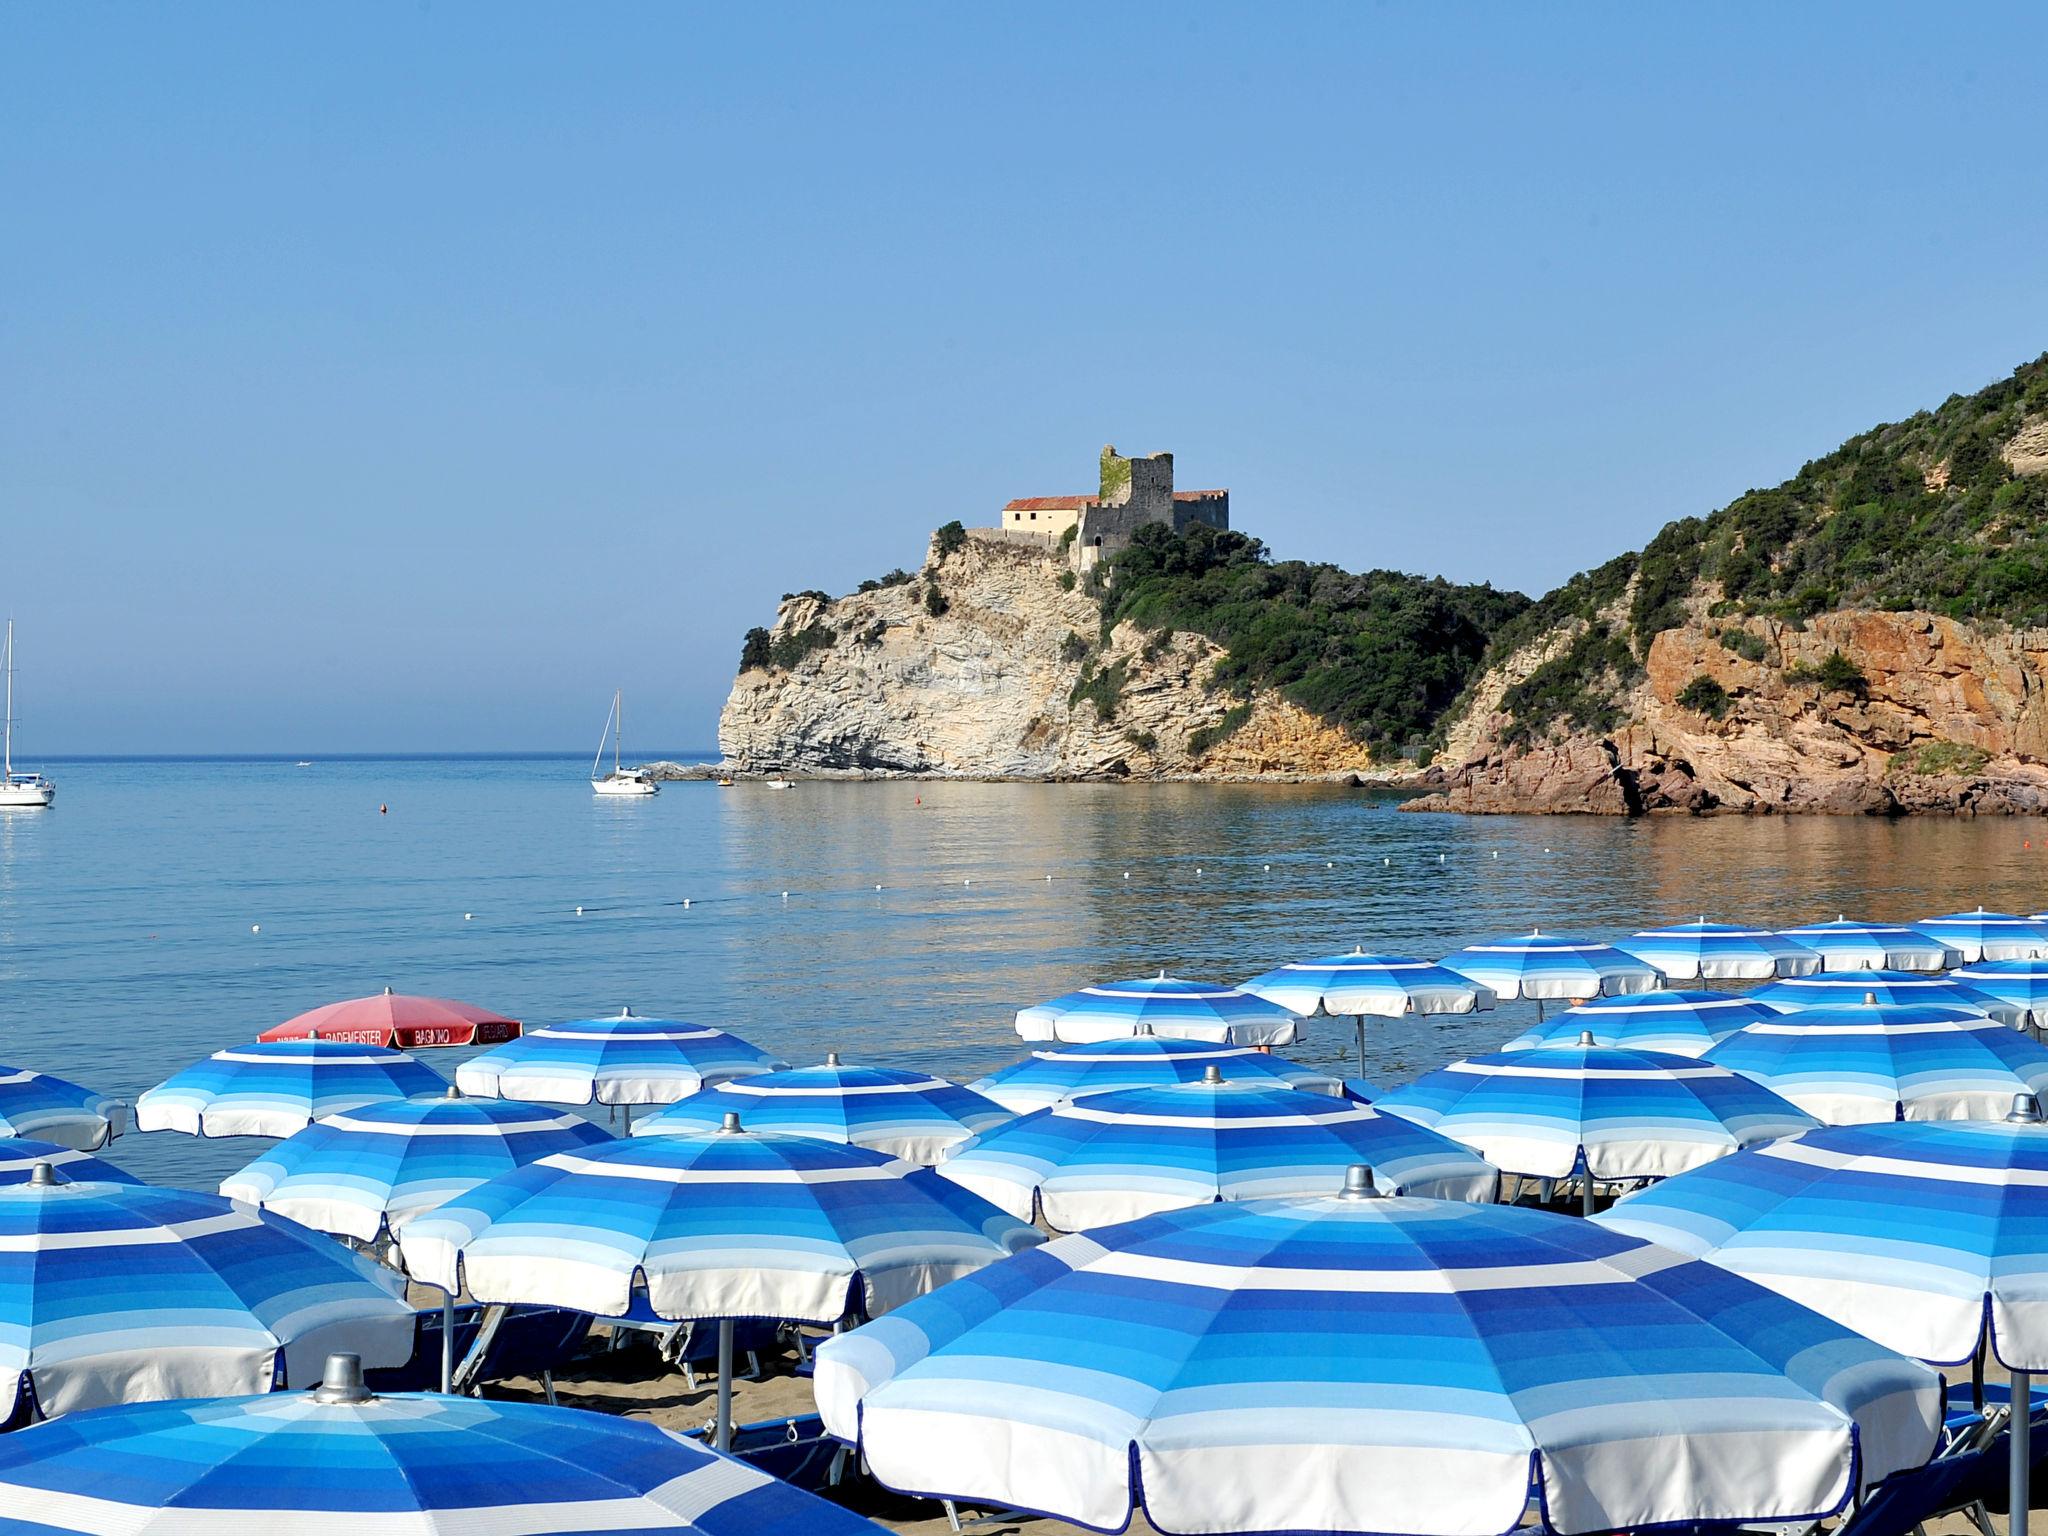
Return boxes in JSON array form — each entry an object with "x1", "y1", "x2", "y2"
[
  {"x1": 1096, "y1": 522, "x2": 1529, "y2": 753},
  {"x1": 1480, "y1": 353, "x2": 2048, "y2": 745}
]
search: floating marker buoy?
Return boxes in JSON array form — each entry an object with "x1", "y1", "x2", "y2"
[
  {"x1": 379, "y1": 804, "x2": 387, "y2": 815},
  {"x1": 1045, "y1": 875, "x2": 1052, "y2": 882},
  {"x1": 463, "y1": 913, "x2": 473, "y2": 921},
  {"x1": 1493, "y1": 850, "x2": 1499, "y2": 858},
  {"x1": 963, "y1": 878, "x2": 971, "y2": 886},
  {"x1": 1383, "y1": 857, "x2": 1390, "y2": 865},
  {"x1": 875, "y1": 884, "x2": 882, "y2": 891},
  {"x1": 1196, "y1": 867, "x2": 1203, "y2": 876},
  {"x1": 250, "y1": 924, "x2": 260, "y2": 935},
  {"x1": 575, "y1": 906, "x2": 584, "y2": 916},
  {"x1": 682, "y1": 899, "x2": 691, "y2": 909},
  {"x1": 1439, "y1": 854, "x2": 1446, "y2": 863},
  {"x1": 1263, "y1": 864, "x2": 1271, "y2": 872},
  {"x1": 1123, "y1": 872, "x2": 1130, "y2": 880},
  {"x1": 1326, "y1": 861, "x2": 1333, "y2": 868},
  {"x1": 781, "y1": 891, "x2": 789, "y2": 900}
]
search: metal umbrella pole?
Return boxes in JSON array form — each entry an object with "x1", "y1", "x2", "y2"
[
  {"x1": 2016, "y1": 1366, "x2": 2032, "y2": 1536},
  {"x1": 714, "y1": 1319, "x2": 735, "y2": 1452}
]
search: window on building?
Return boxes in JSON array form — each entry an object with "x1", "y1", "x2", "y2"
[{"x1": 1029, "y1": 512, "x2": 1037, "y2": 521}]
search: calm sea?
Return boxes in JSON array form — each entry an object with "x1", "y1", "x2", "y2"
[{"x1": 2, "y1": 753, "x2": 2044, "y2": 1191}]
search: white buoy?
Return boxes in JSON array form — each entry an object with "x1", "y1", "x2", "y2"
[
  {"x1": 964, "y1": 879, "x2": 971, "y2": 886},
  {"x1": 875, "y1": 884, "x2": 882, "y2": 891},
  {"x1": 250, "y1": 924, "x2": 260, "y2": 935},
  {"x1": 1326, "y1": 861, "x2": 1333, "y2": 868},
  {"x1": 575, "y1": 906, "x2": 584, "y2": 916},
  {"x1": 1045, "y1": 874, "x2": 1052, "y2": 882},
  {"x1": 1123, "y1": 872, "x2": 1131, "y2": 880},
  {"x1": 1196, "y1": 867, "x2": 1203, "y2": 876},
  {"x1": 1493, "y1": 850, "x2": 1499, "y2": 858},
  {"x1": 682, "y1": 899, "x2": 691, "y2": 909},
  {"x1": 781, "y1": 891, "x2": 789, "y2": 900},
  {"x1": 1439, "y1": 854, "x2": 1446, "y2": 864},
  {"x1": 463, "y1": 913, "x2": 473, "y2": 921},
  {"x1": 1383, "y1": 857, "x2": 1390, "y2": 866},
  {"x1": 1263, "y1": 864, "x2": 1271, "y2": 872}
]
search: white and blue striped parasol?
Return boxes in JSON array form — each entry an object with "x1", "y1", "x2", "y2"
[
  {"x1": 0, "y1": 1163, "x2": 414, "y2": 1424},
  {"x1": 632, "y1": 1054, "x2": 1010, "y2": 1163},
  {"x1": 1914, "y1": 907, "x2": 2048, "y2": 963},
  {"x1": 0, "y1": 1139, "x2": 136, "y2": 1187},
  {"x1": 971, "y1": 1037, "x2": 1339, "y2": 1114},
  {"x1": 0, "y1": 1352, "x2": 889, "y2": 1536},
  {"x1": 1014, "y1": 973, "x2": 1302, "y2": 1045},
  {"x1": 1702, "y1": 1000, "x2": 2048, "y2": 1123},
  {"x1": 1500, "y1": 989, "x2": 1779, "y2": 1056},
  {"x1": 1745, "y1": 967, "x2": 2027, "y2": 1023},
  {"x1": 136, "y1": 1041, "x2": 444, "y2": 1139},
  {"x1": 455, "y1": 1009, "x2": 784, "y2": 1121},
  {"x1": 1777, "y1": 916, "x2": 1961, "y2": 972},
  {"x1": 1375, "y1": 1038, "x2": 1816, "y2": 1182},
  {"x1": 815, "y1": 1175, "x2": 1940, "y2": 1536},
  {"x1": 1953, "y1": 958, "x2": 2048, "y2": 1031},
  {"x1": 936, "y1": 1069, "x2": 1497, "y2": 1228},
  {"x1": 1442, "y1": 930, "x2": 1664, "y2": 1003},
  {"x1": 218, "y1": 1091, "x2": 615, "y2": 1242},
  {"x1": 0, "y1": 1067, "x2": 126, "y2": 1151},
  {"x1": 1239, "y1": 950, "x2": 1496, "y2": 1074},
  {"x1": 1616, "y1": 919, "x2": 1820, "y2": 980}
]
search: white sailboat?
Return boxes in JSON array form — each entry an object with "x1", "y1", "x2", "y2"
[
  {"x1": 590, "y1": 689, "x2": 658, "y2": 797},
  {"x1": 0, "y1": 621, "x2": 55, "y2": 809}
]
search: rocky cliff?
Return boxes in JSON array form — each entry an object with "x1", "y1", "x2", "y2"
[
  {"x1": 717, "y1": 531, "x2": 1379, "y2": 779},
  {"x1": 1409, "y1": 354, "x2": 2048, "y2": 816}
]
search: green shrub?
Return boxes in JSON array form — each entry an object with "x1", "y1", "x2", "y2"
[
  {"x1": 1068, "y1": 658, "x2": 1129, "y2": 722},
  {"x1": 856, "y1": 620, "x2": 886, "y2": 647},
  {"x1": 1123, "y1": 727, "x2": 1158, "y2": 753},
  {"x1": 1785, "y1": 649, "x2": 1866, "y2": 694},
  {"x1": 1895, "y1": 740, "x2": 1990, "y2": 776},
  {"x1": 1676, "y1": 675, "x2": 1731, "y2": 719},
  {"x1": 1718, "y1": 626, "x2": 1768, "y2": 662},
  {"x1": 1059, "y1": 570, "x2": 1076, "y2": 591},
  {"x1": 1059, "y1": 631, "x2": 1090, "y2": 664},
  {"x1": 781, "y1": 589, "x2": 831, "y2": 604},
  {"x1": 857, "y1": 569, "x2": 914, "y2": 593},
  {"x1": 1057, "y1": 525, "x2": 1077, "y2": 550},
  {"x1": 738, "y1": 627, "x2": 772, "y2": 672},
  {"x1": 923, "y1": 582, "x2": 949, "y2": 618},
  {"x1": 933, "y1": 521, "x2": 967, "y2": 560},
  {"x1": 767, "y1": 623, "x2": 835, "y2": 670},
  {"x1": 1498, "y1": 621, "x2": 1639, "y2": 745},
  {"x1": 1188, "y1": 703, "x2": 1254, "y2": 756}
]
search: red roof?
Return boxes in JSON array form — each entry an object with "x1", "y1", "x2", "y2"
[
  {"x1": 1003, "y1": 495, "x2": 1096, "y2": 512},
  {"x1": 1174, "y1": 489, "x2": 1228, "y2": 501}
]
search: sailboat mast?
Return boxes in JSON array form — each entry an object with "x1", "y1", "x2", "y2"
[
  {"x1": 3, "y1": 620, "x2": 13, "y2": 780},
  {"x1": 615, "y1": 689, "x2": 623, "y2": 775}
]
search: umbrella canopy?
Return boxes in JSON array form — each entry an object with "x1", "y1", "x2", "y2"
[
  {"x1": 218, "y1": 1093, "x2": 615, "y2": 1243},
  {"x1": 1746, "y1": 967, "x2": 2027, "y2": 1024},
  {"x1": 632, "y1": 1055, "x2": 1009, "y2": 1163},
  {"x1": 1953, "y1": 958, "x2": 2048, "y2": 1030},
  {"x1": 1777, "y1": 917, "x2": 1961, "y2": 973},
  {"x1": 0, "y1": 1139, "x2": 136, "y2": 1187},
  {"x1": 1014, "y1": 973, "x2": 1301, "y2": 1046},
  {"x1": 1916, "y1": 908, "x2": 2048, "y2": 963},
  {"x1": 136, "y1": 1041, "x2": 445, "y2": 1139},
  {"x1": 259, "y1": 988, "x2": 521, "y2": 1049},
  {"x1": 1616, "y1": 919, "x2": 1820, "y2": 980},
  {"x1": 1501, "y1": 989, "x2": 1779, "y2": 1057},
  {"x1": 1441, "y1": 930, "x2": 1664, "y2": 1001},
  {"x1": 0, "y1": 1353, "x2": 889, "y2": 1536},
  {"x1": 398, "y1": 1123, "x2": 1040, "y2": 1323},
  {"x1": 936, "y1": 1070, "x2": 1498, "y2": 1228},
  {"x1": 814, "y1": 1177, "x2": 1940, "y2": 1536},
  {"x1": 0, "y1": 1067, "x2": 125, "y2": 1151},
  {"x1": 1596, "y1": 1108, "x2": 2048, "y2": 1369},
  {"x1": 1375, "y1": 1039, "x2": 1816, "y2": 1180},
  {"x1": 1238, "y1": 950, "x2": 1496, "y2": 1017},
  {"x1": 454, "y1": 1010, "x2": 784, "y2": 1108},
  {"x1": 1702, "y1": 1001, "x2": 2048, "y2": 1124},
  {"x1": 0, "y1": 1166, "x2": 414, "y2": 1423},
  {"x1": 970, "y1": 1037, "x2": 1339, "y2": 1115}
]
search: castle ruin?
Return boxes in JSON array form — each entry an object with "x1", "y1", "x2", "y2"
[{"x1": 995, "y1": 446, "x2": 1228, "y2": 569}]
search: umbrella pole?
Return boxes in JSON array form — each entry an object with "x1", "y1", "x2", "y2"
[
  {"x1": 1354, "y1": 1017, "x2": 1366, "y2": 1079},
  {"x1": 440, "y1": 1289, "x2": 455, "y2": 1393},
  {"x1": 1581, "y1": 1174, "x2": 1595, "y2": 1217},
  {"x1": 2015, "y1": 1367, "x2": 2032, "y2": 1536},
  {"x1": 623, "y1": 1104, "x2": 634, "y2": 1134},
  {"x1": 1535, "y1": 998, "x2": 1545, "y2": 1023},
  {"x1": 714, "y1": 1318, "x2": 734, "y2": 1453}
]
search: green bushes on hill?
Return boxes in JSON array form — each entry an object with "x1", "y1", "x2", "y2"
[{"x1": 1097, "y1": 522, "x2": 1528, "y2": 751}]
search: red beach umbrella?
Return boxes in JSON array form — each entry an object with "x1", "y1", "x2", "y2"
[{"x1": 260, "y1": 989, "x2": 521, "y2": 1050}]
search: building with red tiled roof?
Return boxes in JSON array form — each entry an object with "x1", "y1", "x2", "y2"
[{"x1": 996, "y1": 448, "x2": 1228, "y2": 564}]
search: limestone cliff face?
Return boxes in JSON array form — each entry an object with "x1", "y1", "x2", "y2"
[
  {"x1": 717, "y1": 531, "x2": 1377, "y2": 780},
  {"x1": 1408, "y1": 608, "x2": 2048, "y2": 815}
]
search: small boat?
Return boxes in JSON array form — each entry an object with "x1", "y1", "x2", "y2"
[
  {"x1": 767, "y1": 778, "x2": 794, "y2": 790},
  {"x1": 590, "y1": 689, "x2": 658, "y2": 798},
  {"x1": 717, "y1": 777, "x2": 736, "y2": 788},
  {"x1": 0, "y1": 620, "x2": 54, "y2": 809}
]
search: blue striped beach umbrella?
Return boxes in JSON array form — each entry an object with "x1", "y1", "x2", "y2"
[
  {"x1": 1442, "y1": 930, "x2": 1664, "y2": 1006},
  {"x1": 399, "y1": 1122, "x2": 1039, "y2": 1448},
  {"x1": 1375, "y1": 1040, "x2": 1816, "y2": 1186},
  {"x1": 814, "y1": 1176, "x2": 1940, "y2": 1536},
  {"x1": 970, "y1": 1037, "x2": 1340, "y2": 1115},
  {"x1": 1777, "y1": 916, "x2": 1961, "y2": 972},
  {"x1": 1501, "y1": 989, "x2": 1779, "y2": 1057},
  {"x1": 1239, "y1": 950, "x2": 1495, "y2": 1074},
  {"x1": 936, "y1": 1070, "x2": 1497, "y2": 1229},
  {"x1": 218, "y1": 1092, "x2": 615, "y2": 1243},
  {"x1": 455, "y1": 1010, "x2": 784, "y2": 1126},
  {"x1": 0, "y1": 1139, "x2": 137, "y2": 1187},
  {"x1": 1703, "y1": 1001, "x2": 2048, "y2": 1124},
  {"x1": 1014, "y1": 973, "x2": 1302, "y2": 1046},
  {"x1": 1745, "y1": 967, "x2": 2027, "y2": 1024},
  {"x1": 0, "y1": 1067, "x2": 125, "y2": 1152},
  {"x1": 1916, "y1": 907, "x2": 2048, "y2": 963},
  {"x1": 1955, "y1": 958, "x2": 2048, "y2": 1032},
  {"x1": 1597, "y1": 1101, "x2": 2048, "y2": 1527},
  {"x1": 0, "y1": 1164, "x2": 414, "y2": 1424},
  {"x1": 136, "y1": 1041, "x2": 444, "y2": 1139},
  {"x1": 1616, "y1": 919, "x2": 1820, "y2": 980},
  {"x1": 633, "y1": 1055, "x2": 1010, "y2": 1163},
  {"x1": 0, "y1": 1352, "x2": 888, "y2": 1536}
]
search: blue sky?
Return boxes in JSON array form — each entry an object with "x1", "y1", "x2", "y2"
[{"x1": 3, "y1": 3, "x2": 2044, "y2": 752}]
